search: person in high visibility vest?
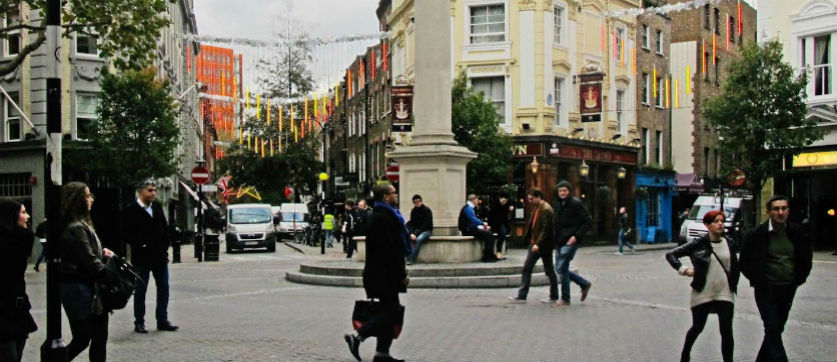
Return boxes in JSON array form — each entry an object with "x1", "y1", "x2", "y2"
[{"x1": 323, "y1": 210, "x2": 335, "y2": 248}]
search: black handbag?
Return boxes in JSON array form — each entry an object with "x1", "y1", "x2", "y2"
[
  {"x1": 351, "y1": 300, "x2": 405, "y2": 339},
  {"x1": 97, "y1": 255, "x2": 144, "y2": 312}
]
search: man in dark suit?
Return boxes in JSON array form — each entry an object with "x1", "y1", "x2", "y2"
[
  {"x1": 509, "y1": 188, "x2": 558, "y2": 303},
  {"x1": 740, "y1": 195, "x2": 813, "y2": 362},
  {"x1": 122, "y1": 179, "x2": 178, "y2": 333},
  {"x1": 345, "y1": 183, "x2": 409, "y2": 362}
]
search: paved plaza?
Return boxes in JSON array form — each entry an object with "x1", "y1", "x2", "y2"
[{"x1": 22, "y1": 242, "x2": 836, "y2": 361}]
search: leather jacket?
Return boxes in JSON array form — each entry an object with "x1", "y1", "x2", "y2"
[
  {"x1": 61, "y1": 221, "x2": 107, "y2": 284},
  {"x1": 666, "y1": 235, "x2": 740, "y2": 293}
]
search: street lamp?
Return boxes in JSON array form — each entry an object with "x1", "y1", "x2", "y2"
[
  {"x1": 530, "y1": 157, "x2": 539, "y2": 186},
  {"x1": 617, "y1": 166, "x2": 627, "y2": 180},
  {"x1": 579, "y1": 160, "x2": 590, "y2": 177}
]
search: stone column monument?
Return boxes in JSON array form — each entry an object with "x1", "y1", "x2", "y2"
[{"x1": 389, "y1": 0, "x2": 477, "y2": 236}]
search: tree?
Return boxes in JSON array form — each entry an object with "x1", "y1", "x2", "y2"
[
  {"x1": 255, "y1": 0, "x2": 315, "y2": 99},
  {"x1": 87, "y1": 68, "x2": 180, "y2": 187},
  {"x1": 703, "y1": 39, "x2": 824, "y2": 207},
  {"x1": 216, "y1": 103, "x2": 323, "y2": 204},
  {"x1": 451, "y1": 72, "x2": 513, "y2": 195},
  {"x1": 0, "y1": 0, "x2": 170, "y2": 76}
]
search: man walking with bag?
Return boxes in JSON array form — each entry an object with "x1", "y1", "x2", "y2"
[
  {"x1": 509, "y1": 188, "x2": 558, "y2": 303},
  {"x1": 122, "y1": 179, "x2": 179, "y2": 333},
  {"x1": 345, "y1": 183, "x2": 409, "y2": 362}
]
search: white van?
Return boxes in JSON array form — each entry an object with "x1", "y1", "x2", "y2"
[
  {"x1": 276, "y1": 203, "x2": 309, "y2": 240},
  {"x1": 225, "y1": 203, "x2": 277, "y2": 252},
  {"x1": 679, "y1": 193, "x2": 754, "y2": 244}
]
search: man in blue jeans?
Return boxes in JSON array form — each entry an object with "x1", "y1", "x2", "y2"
[
  {"x1": 551, "y1": 180, "x2": 593, "y2": 306},
  {"x1": 406, "y1": 195, "x2": 433, "y2": 264}
]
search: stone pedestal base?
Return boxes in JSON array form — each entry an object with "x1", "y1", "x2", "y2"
[{"x1": 355, "y1": 236, "x2": 482, "y2": 263}]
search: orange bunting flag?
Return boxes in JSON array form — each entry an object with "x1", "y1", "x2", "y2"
[
  {"x1": 187, "y1": 45, "x2": 191, "y2": 73},
  {"x1": 631, "y1": 47, "x2": 636, "y2": 75},
  {"x1": 371, "y1": 51, "x2": 376, "y2": 79},
  {"x1": 347, "y1": 69, "x2": 352, "y2": 97},
  {"x1": 601, "y1": 24, "x2": 606, "y2": 52},
  {"x1": 702, "y1": 40, "x2": 707, "y2": 75},
  {"x1": 675, "y1": 78, "x2": 680, "y2": 108},
  {"x1": 713, "y1": 34, "x2": 717, "y2": 64},
  {"x1": 270, "y1": 139, "x2": 274, "y2": 157},
  {"x1": 254, "y1": 136, "x2": 259, "y2": 153},
  {"x1": 261, "y1": 140, "x2": 265, "y2": 158},
  {"x1": 738, "y1": 0, "x2": 742, "y2": 35},
  {"x1": 726, "y1": 15, "x2": 731, "y2": 50},
  {"x1": 221, "y1": 72, "x2": 225, "y2": 96},
  {"x1": 665, "y1": 77, "x2": 670, "y2": 108},
  {"x1": 360, "y1": 61, "x2": 365, "y2": 88},
  {"x1": 382, "y1": 42, "x2": 388, "y2": 71},
  {"x1": 294, "y1": 121, "x2": 298, "y2": 143}
]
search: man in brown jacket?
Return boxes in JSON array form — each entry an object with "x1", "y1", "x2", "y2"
[{"x1": 509, "y1": 188, "x2": 559, "y2": 303}]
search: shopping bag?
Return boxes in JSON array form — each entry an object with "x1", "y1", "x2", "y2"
[{"x1": 351, "y1": 299, "x2": 405, "y2": 339}]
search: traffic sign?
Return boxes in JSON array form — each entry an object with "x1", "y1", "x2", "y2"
[
  {"x1": 191, "y1": 166, "x2": 211, "y2": 184},
  {"x1": 386, "y1": 164, "x2": 399, "y2": 183}
]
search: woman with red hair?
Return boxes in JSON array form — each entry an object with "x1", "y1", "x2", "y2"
[{"x1": 666, "y1": 210, "x2": 740, "y2": 362}]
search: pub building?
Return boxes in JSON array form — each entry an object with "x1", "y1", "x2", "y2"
[{"x1": 511, "y1": 137, "x2": 638, "y2": 243}]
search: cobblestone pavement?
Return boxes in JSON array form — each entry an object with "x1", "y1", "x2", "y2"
[{"x1": 22, "y1": 241, "x2": 836, "y2": 362}]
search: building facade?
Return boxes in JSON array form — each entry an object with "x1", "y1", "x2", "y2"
[{"x1": 758, "y1": 0, "x2": 837, "y2": 249}]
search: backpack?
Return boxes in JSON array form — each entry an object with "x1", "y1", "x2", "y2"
[{"x1": 97, "y1": 255, "x2": 143, "y2": 312}]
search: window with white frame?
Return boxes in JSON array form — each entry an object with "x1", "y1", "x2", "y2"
[
  {"x1": 616, "y1": 27, "x2": 625, "y2": 60},
  {"x1": 642, "y1": 25, "x2": 649, "y2": 49},
  {"x1": 553, "y1": 5, "x2": 564, "y2": 45},
  {"x1": 616, "y1": 90, "x2": 625, "y2": 132},
  {"x1": 471, "y1": 76, "x2": 505, "y2": 121},
  {"x1": 655, "y1": 130, "x2": 663, "y2": 165},
  {"x1": 76, "y1": 93, "x2": 98, "y2": 140},
  {"x1": 814, "y1": 35, "x2": 832, "y2": 96},
  {"x1": 554, "y1": 77, "x2": 564, "y2": 126},
  {"x1": 3, "y1": 91, "x2": 21, "y2": 141},
  {"x1": 656, "y1": 30, "x2": 664, "y2": 54},
  {"x1": 642, "y1": 73, "x2": 650, "y2": 105},
  {"x1": 469, "y1": 4, "x2": 505, "y2": 44},
  {"x1": 76, "y1": 32, "x2": 98, "y2": 56},
  {"x1": 4, "y1": 7, "x2": 21, "y2": 57}
]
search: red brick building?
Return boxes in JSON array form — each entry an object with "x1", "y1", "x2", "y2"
[{"x1": 196, "y1": 45, "x2": 243, "y2": 166}]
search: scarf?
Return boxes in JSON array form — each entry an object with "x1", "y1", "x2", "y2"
[{"x1": 374, "y1": 200, "x2": 411, "y2": 253}]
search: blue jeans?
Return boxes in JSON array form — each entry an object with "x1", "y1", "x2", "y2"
[
  {"x1": 554, "y1": 244, "x2": 590, "y2": 302},
  {"x1": 618, "y1": 228, "x2": 634, "y2": 253},
  {"x1": 408, "y1": 231, "x2": 432, "y2": 263},
  {"x1": 133, "y1": 263, "x2": 170, "y2": 325},
  {"x1": 324, "y1": 230, "x2": 333, "y2": 247}
]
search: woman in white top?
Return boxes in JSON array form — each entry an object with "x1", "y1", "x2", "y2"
[{"x1": 666, "y1": 210, "x2": 740, "y2": 362}]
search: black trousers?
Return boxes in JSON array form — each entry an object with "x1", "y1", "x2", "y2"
[
  {"x1": 754, "y1": 284, "x2": 798, "y2": 362},
  {"x1": 681, "y1": 300, "x2": 734, "y2": 362},
  {"x1": 517, "y1": 246, "x2": 558, "y2": 300},
  {"x1": 466, "y1": 228, "x2": 495, "y2": 259},
  {"x1": 357, "y1": 294, "x2": 400, "y2": 354},
  {"x1": 0, "y1": 336, "x2": 26, "y2": 362},
  {"x1": 67, "y1": 312, "x2": 109, "y2": 362}
]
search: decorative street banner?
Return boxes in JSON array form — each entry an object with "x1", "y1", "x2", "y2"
[
  {"x1": 579, "y1": 73, "x2": 603, "y2": 123},
  {"x1": 391, "y1": 85, "x2": 413, "y2": 132}
]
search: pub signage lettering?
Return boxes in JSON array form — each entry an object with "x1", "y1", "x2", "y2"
[{"x1": 512, "y1": 143, "x2": 543, "y2": 157}]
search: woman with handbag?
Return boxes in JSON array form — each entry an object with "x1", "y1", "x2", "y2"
[
  {"x1": 0, "y1": 200, "x2": 38, "y2": 362},
  {"x1": 666, "y1": 209, "x2": 740, "y2": 362},
  {"x1": 60, "y1": 182, "x2": 114, "y2": 362}
]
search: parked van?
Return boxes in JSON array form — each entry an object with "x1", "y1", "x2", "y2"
[
  {"x1": 225, "y1": 203, "x2": 276, "y2": 252},
  {"x1": 679, "y1": 192, "x2": 755, "y2": 245},
  {"x1": 276, "y1": 203, "x2": 309, "y2": 240}
]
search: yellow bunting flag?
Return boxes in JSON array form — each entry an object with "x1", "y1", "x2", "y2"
[
  {"x1": 665, "y1": 77, "x2": 670, "y2": 108},
  {"x1": 675, "y1": 78, "x2": 680, "y2": 108},
  {"x1": 335, "y1": 84, "x2": 339, "y2": 106},
  {"x1": 304, "y1": 97, "x2": 309, "y2": 125},
  {"x1": 653, "y1": 66, "x2": 658, "y2": 98},
  {"x1": 294, "y1": 121, "x2": 298, "y2": 143},
  {"x1": 322, "y1": 92, "x2": 327, "y2": 116},
  {"x1": 314, "y1": 92, "x2": 319, "y2": 118},
  {"x1": 254, "y1": 136, "x2": 259, "y2": 153},
  {"x1": 238, "y1": 128, "x2": 243, "y2": 144},
  {"x1": 256, "y1": 94, "x2": 261, "y2": 119},
  {"x1": 702, "y1": 41, "x2": 707, "y2": 75},
  {"x1": 620, "y1": 38, "x2": 625, "y2": 67},
  {"x1": 261, "y1": 140, "x2": 265, "y2": 158},
  {"x1": 246, "y1": 87, "x2": 250, "y2": 111},
  {"x1": 686, "y1": 66, "x2": 692, "y2": 94},
  {"x1": 221, "y1": 72, "x2": 225, "y2": 96},
  {"x1": 247, "y1": 134, "x2": 251, "y2": 149},
  {"x1": 270, "y1": 140, "x2": 274, "y2": 157}
]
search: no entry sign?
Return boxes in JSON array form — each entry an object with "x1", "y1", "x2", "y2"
[
  {"x1": 385, "y1": 164, "x2": 399, "y2": 183},
  {"x1": 191, "y1": 166, "x2": 211, "y2": 184}
]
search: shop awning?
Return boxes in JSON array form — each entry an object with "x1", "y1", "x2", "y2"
[
  {"x1": 179, "y1": 180, "x2": 199, "y2": 201},
  {"x1": 179, "y1": 180, "x2": 222, "y2": 211},
  {"x1": 676, "y1": 173, "x2": 704, "y2": 193}
]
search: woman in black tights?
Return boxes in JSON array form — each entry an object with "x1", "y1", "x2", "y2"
[{"x1": 666, "y1": 209, "x2": 740, "y2": 362}]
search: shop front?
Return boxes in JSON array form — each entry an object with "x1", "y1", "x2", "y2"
[
  {"x1": 511, "y1": 137, "x2": 638, "y2": 244},
  {"x1": 635, "y1": 169, "x2": 676, "y2": 244}
]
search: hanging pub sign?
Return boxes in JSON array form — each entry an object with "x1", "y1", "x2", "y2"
[
  {"x1": 579, "y1": 73, "x2": 603, "y2": 123},
  {"x1": 391, "y1": 85, "x2": 413, "y2": 132}
]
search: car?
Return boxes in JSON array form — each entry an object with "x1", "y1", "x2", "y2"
[
  {"x1": 276, "y1": 203, "x2": 309, "y2": 241},
  {"x1": 679, "y1": 192, "x2": 755, "y2": 246},
  {"x1": 225, "y1": 203, "x2": 277, "y2": 252}
]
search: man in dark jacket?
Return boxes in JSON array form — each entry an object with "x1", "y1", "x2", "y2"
[
  {"x1": 551, "y1": 180, "x2": 593, "y2": 306},
  {"x1": 122, "y1": 179, "x2": 178, "y2": 333},
  {"x1": 488, "y1": 196, "x2": 513, "y2": 260},
  {"x1": 458, "y1": 194, "x2": 498, "y2": 262},
  {"x1": 740, "y1": 195, "x2": 813, "y2": 362},
  {"x1": 345, "y1": 184, "x2": 409, "y2": 362},
  {"x1": 406, "y1": 194, "x2": 433, "y2": 264},
  {"x1": 509, "y1": 188, "x2": 558, "y2": 303}
]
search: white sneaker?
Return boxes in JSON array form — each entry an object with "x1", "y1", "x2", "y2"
[{"x1": 614, "y1": 252, "x2": 623, "y2": 256}]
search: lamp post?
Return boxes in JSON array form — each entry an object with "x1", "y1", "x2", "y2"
[
  {"x1": 529, "y1": 157, "x2": 539, "y2": 186},
  {"x1": 194, "y1": 159, "x2": 206, "y2": 262},
  {"x1": 318, "y1": 172, "x2": 328, "y2": 255},
  {"x1": 579, "y1": 160, "x2": 590, "y2": 177}
]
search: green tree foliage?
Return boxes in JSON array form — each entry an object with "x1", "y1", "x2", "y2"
[
  {"x1": 0, "y1": 0, "x2": 170, "y2": 76},
  {"x1": 703, "y1": 39, "x2": 824, "y2": 204},
  {"x1": 217, "y1": 104, "x2": 323, "y2": 204},
  {"x1": 87, "y1": 68, "x2": 180, "y2": 187},
  {"x1": 451, "y1": 72, "x2": 513, "y2": 195}
]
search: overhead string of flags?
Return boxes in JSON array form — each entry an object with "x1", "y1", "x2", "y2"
[{"x1": 191, "y1": 0, "x2": 746, "y2": 158}]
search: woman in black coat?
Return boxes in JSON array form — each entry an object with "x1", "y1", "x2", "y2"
[
  {"x1": 0, "y1": 200, "x2": 38, "y2": 362},
  {"x1": 666, "y1": 210, "x2": 740, "y2": 362},
  {"x1": 60, "y1": 182, "x2": 114, "y2": 362}
]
